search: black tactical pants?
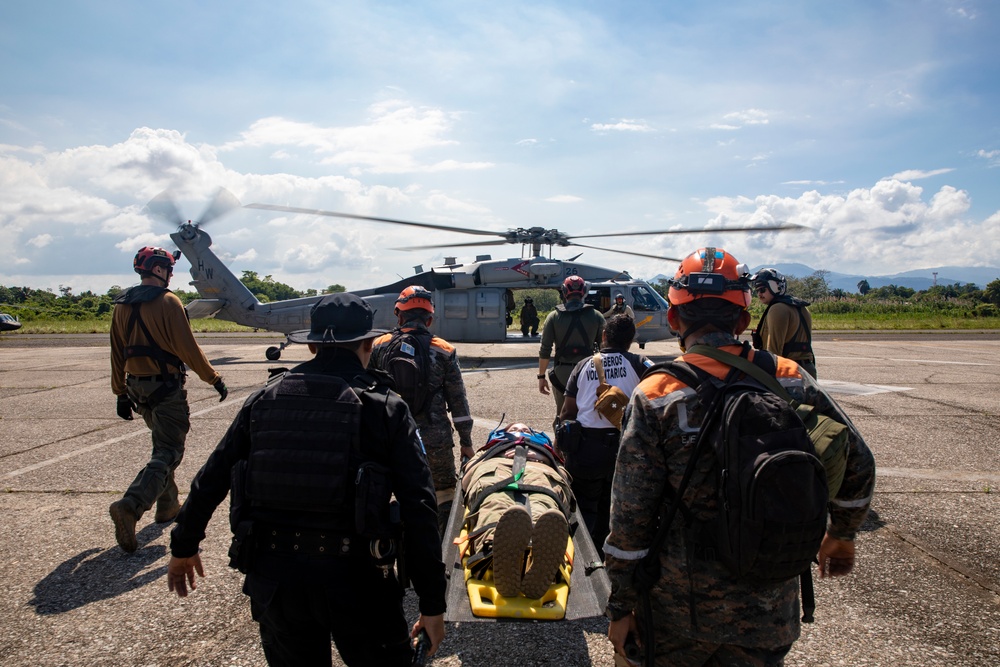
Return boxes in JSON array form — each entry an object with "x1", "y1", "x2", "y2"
[
  {"x1": 244, "y1": 552, "x2": 412, "y2": 667},
  {"x1": 565, "y1": 427, "x2": 619, "y2": 557}
]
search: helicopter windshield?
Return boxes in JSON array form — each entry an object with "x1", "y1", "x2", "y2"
[{"x1": 630, "y1": 285, "x2": 665, "y2": 311}]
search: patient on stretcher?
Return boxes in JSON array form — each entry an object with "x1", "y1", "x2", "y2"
[{"x1": 460, "y1": 423, "x2": 575, "y2": 599}]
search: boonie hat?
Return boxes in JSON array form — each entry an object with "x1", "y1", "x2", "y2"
[{"x1": 287, "y1": 293, "x2": 389, "y2": 344}]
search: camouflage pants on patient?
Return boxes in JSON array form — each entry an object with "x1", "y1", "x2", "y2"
[{"x1": 462, "y1": 457, "x2": 572, "y2": 555}]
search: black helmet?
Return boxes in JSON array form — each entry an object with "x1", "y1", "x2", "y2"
[
  {"x1": 524, "y1": 296, "x2": 533, "y2": 303},
  {"x1": 751, "y1": 267, "x2": 787, "y2": 296}
]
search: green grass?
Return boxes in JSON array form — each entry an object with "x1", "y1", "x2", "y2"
[
  {"x1": 7, "y1": 318, "x2": 260, "y2": 334},
  {"x1": 8, "y1": 303, "x2": 1000, "y2": 335}
]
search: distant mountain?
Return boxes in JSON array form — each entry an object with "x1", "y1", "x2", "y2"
[{"x1": 646, "y1": 265, "x2": 1000, "y2": 294}]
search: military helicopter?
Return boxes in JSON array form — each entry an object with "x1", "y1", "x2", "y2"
[
  {"x1": 147, "y1": 189, "x2": 799, "y2": 360},
  {"x1": 0, "y1": 312, "x2": 22, "y2": 332}
]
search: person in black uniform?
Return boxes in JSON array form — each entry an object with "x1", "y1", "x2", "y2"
[{"x1": 166, "y1": 293, "x2": 446, "y2": 666}]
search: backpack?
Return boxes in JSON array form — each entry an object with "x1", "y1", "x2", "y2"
[
  {"x1": 380, "y1": 329, "x2": 433, "y2": 416},
  {"x1": 638, "y1": 343, "x2": 847, "y2": 585},
  {"x1": 592, "y1": 354, "x2": 629, "y2": 429},
  {"x1": 554, "y1": 306, "x2": 598, "y2": 365}
]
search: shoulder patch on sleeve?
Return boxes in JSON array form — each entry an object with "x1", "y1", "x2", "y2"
[
  {"x1": 637, "y1": 372, "x2": 689, "y2": 401},
  {"x1": 430, "y1": 336, "x2": 455, "y2": 353}
]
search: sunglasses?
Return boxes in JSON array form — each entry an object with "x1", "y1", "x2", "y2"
[{"x1": 756, "y1": 287, "x2": 768, "y2": 294}]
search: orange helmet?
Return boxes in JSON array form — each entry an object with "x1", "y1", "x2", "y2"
[
  {"x1": 133, "y1": 246, "x2": 178, "y2": 274},
  {"x1": 395, "y1": 285, "x2": 434, "y2": 314},
  {"x1": 667, "y1": 247, "x2": 751, "y2": 308},
  {"x1": 562, "y1": 275, "x2": 586, "y2": 298}
]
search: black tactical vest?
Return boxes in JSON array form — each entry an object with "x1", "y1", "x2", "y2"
[{"x1": 246, "y1": 373, "x2": 363, "y2": 522}]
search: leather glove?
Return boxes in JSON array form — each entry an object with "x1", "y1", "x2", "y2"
[
  {"x1": 116, "y1": 395, "x2": 136, "y2": 421},
  {"x1": 213, "y1": 377, "x2": 228, "y2": 402}
]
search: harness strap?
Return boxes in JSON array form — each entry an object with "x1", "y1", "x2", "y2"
[
  {"x1": 759, "y1": 297, "x2": 814, "y2": 360},
  {"x1": 555, "y1": 308, "x2": 593, "y2": 364},
  {"x1": 124, "y1": 303, "x2": 185, "y2": 377}
]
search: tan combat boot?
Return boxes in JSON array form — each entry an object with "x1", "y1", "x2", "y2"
[
  {"x1": 109, "y1": 500, "x2": 138, "y2": 553},
  {"x1": 521, "y1": 509, "x2": 568, "y2": 599},
  {"x1": 491, "y1": 505, "x2": 532, "y2": 598}
]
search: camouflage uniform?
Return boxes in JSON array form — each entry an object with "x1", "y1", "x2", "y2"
[
  {"x1": 371, "y1": 322, "x2": 474, "y2": 526},
  {"x1": 539, "y1": 301, "x2": 605, "y2": 415},
  {"x1": 604, "y1": 331, "x2": 875, "y2": 661}
]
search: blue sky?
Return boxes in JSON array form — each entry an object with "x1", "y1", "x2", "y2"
[{"x1": 2, "y1": 0, "x2": 998, "y2": 294}]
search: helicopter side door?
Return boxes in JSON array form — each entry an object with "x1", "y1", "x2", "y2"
[
  {"x1": 585, "y1": 285, "x2": 611, "y2": 313},
  {"x1": 434, "y1": 288, "x2": 508, "y2": 342}
]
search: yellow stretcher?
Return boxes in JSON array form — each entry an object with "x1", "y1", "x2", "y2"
[
  {"x1": 455, "y1": 511, "x2": 574, "y2": 620},
  {"x1": 442, "y1": 495, "x2": 611, "y2": 623}
]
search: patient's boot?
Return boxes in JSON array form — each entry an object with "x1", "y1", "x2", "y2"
[
  {"x1": 491, "y1": 505, "x2": 532, "y2": 598},
  {"x1": 521, "y1": 509, "x2": 568, "y2": 599}
]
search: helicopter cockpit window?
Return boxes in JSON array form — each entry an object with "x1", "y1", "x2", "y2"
[{"x1": 630, "y1": 285, "x2": 661, "y2": 311}]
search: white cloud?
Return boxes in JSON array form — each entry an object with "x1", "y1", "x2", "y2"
[
  {"x1": 27, "y1": 234, "x2": 53, "y2": 248},
  {"x1": 221, "y1": 102, "x2": 491, "y2": 175},
  {"x1": 711, "y1": 110, "x2": 771, "y2": 131},
  {"x1": 590, "y1": 119, "x2": 653, "y2": 132},
  {"x1": 889, "y1": 168, "x2": 955, "y2": 181},
  {"x1": 654, "y1": 178, "x2": 994, "y2": 276},
  {"x1": 977, "y1": 149, "x2": 1000, "y2": 167},
  {"x1": 545, "y1": 195, "x2": 583, "y2": 204},
  {"x1": 782, "y1": 180, "x2": 846, "y2": 186}
]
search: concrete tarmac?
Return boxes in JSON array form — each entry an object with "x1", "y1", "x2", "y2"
[{"x1": 1, "y1": 331, "x2": 998, "y2": 666}]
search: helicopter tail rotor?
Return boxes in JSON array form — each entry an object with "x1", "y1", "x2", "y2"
[
  {"x1": 145, "y1": 191, "x2": 185, "y2": 228},
  {"x1": 145, "y1": 188, "x2": 241, "y2": 230},
  {"x1": 198, "y1": 188, "x2": 242, "y2": 227}
]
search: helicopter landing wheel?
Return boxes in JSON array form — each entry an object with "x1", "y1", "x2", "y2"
[{"x1": 265, "y1": 346, "x2": 282, "y2": 361}]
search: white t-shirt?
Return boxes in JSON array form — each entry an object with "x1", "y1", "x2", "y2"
[{"x1": 564, "y1": 350, "x2": 653, "y2": 429}]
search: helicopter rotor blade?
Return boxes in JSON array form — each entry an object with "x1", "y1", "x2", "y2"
[
  {"x1": 567, "y1": 242, "x2": 684, "y2": 262},
  {"x1": 198, "y1": 187, "x2": 242, "y2": 227},
  {"x1": 569, "y1": 222, "x2": 805, "y2": 240},
  {"x1": 390, "y1": 240, "x2": 513, "y2": 252},
  {"x1": 145, "y1": 191, "x2": 185, "y2": 227},
  {"x1": 245, "y1": 204, "x2": 504, "y2": 238}
]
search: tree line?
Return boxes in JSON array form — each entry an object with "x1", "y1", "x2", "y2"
[
  {"x1": 0, "y1": 271, "x2": 345, "y2": 322},
  {"x1": 651, "y1": 270, "x2": 1000, "y2": 318},
  {"x1": 3, "y1": 269, "x2": 999, "y2": 323}
]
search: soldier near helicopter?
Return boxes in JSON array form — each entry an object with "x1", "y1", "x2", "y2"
[
  {"x1": 751, "y1": 268, "x2": 818, "y2": 379},
  {"x1": 108, "y1": 246, "x2": 228, "y2": 554},
  {"x1": 370, "y1": 286, "x2": 476, "y2": 533},
  {"x1": 537, "y1": 275, "x2": 606, "y2": 419},
  {"x1": 603, "y1": 292, "x2": 634, "y2": 320},
  {"x1": 520, "y1": 296, "x2": 540, "y2": 337}
]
